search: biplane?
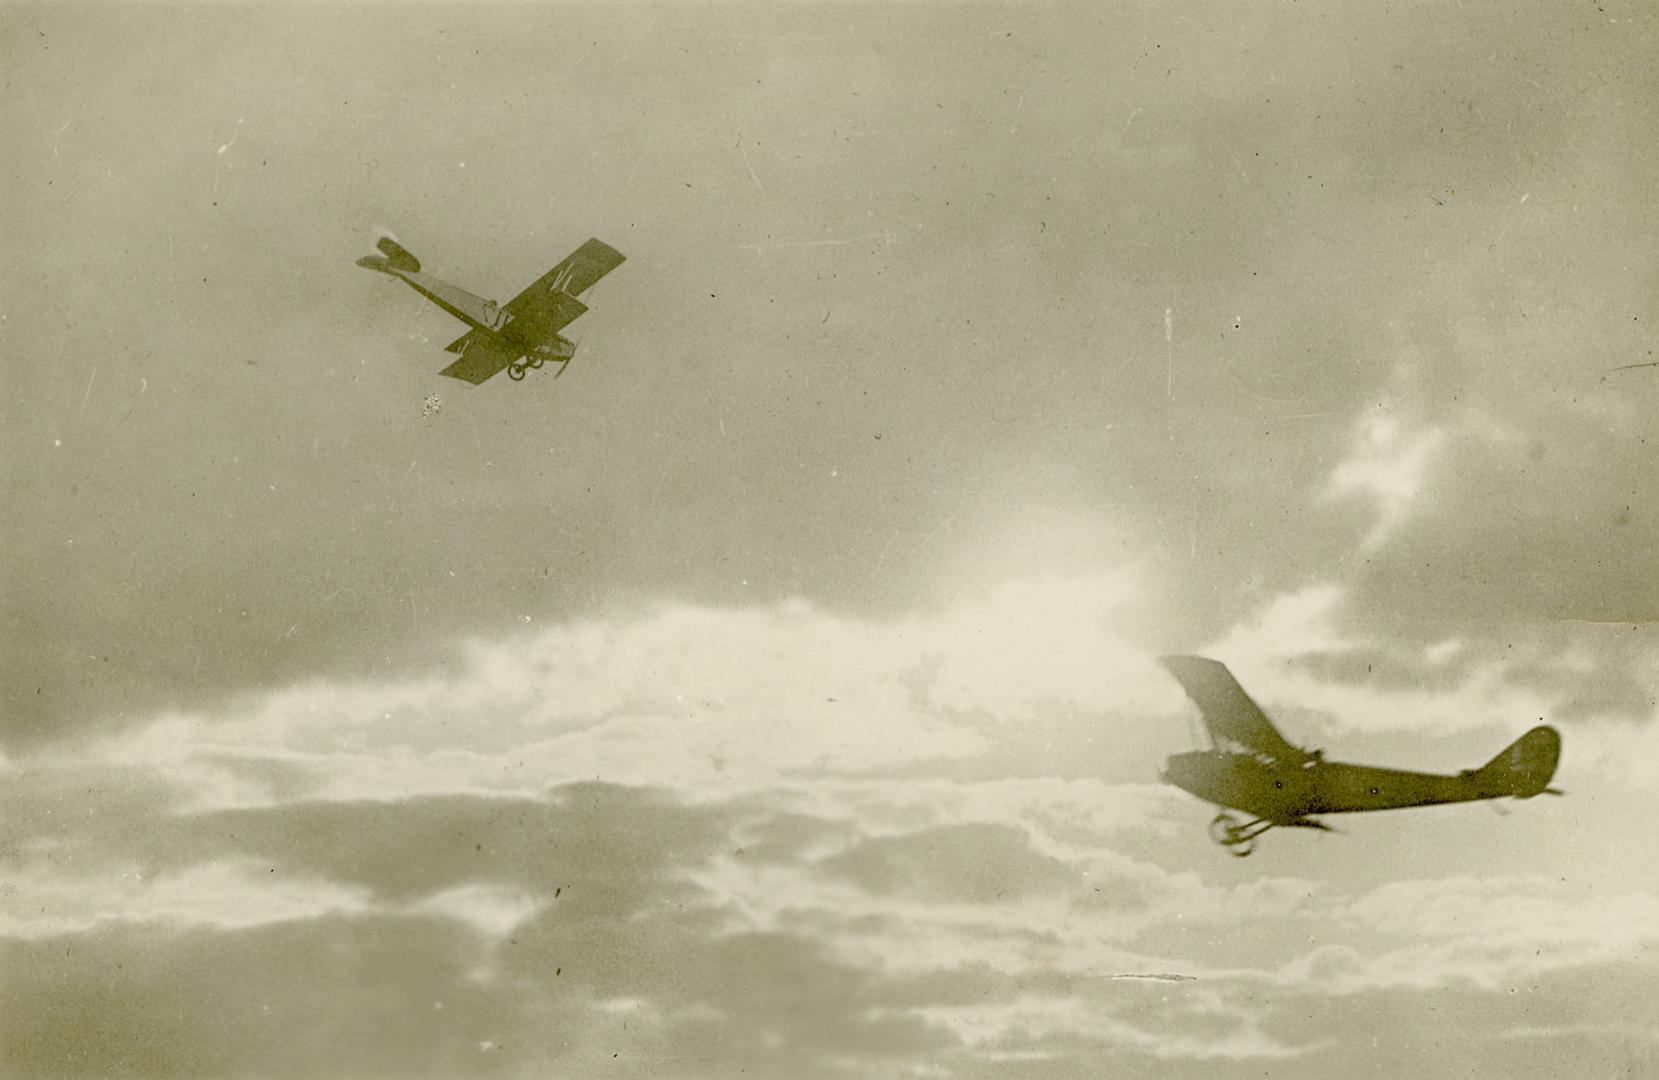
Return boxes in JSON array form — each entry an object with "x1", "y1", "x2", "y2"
[
  {"x1": 1159, "y1": 655, "x2": 1562, "y2": 856},
  {"x1": 356, "y1": 234, "x2": 624, "y2": 385}
]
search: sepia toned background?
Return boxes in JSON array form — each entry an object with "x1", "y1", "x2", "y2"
[{"x1": 3, "y1": 2, "x2": 1656, "y2": 1076}]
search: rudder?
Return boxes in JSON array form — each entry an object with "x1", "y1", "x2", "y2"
[
  {"x1": 375, "y1": 236, "x2": 420, "y2": 273},
  {"x1": 1475, "y1": 725, "x2": 1561, "y2": 799}
]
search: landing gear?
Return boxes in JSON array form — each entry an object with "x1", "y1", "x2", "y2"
[
  {"x1": 1209, "y1": 811, "x2": 1273, "y2": 857},
  {"x1": 503, "y1": 340, "x2": 576, "y2": 384}
]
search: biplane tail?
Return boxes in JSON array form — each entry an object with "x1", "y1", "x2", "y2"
[
  {"x1": 355, "y1": 235, "x2": 421, "y2": 274},
  {"x1": 1471, "y1": 725, "x2": 1562, "y2": 799}
]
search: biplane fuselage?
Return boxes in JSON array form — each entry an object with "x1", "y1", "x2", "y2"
[
  {"x1": 1158, "y1": 655, "x2": 1562, "y2": 855},
  {"x1": 1163, "y1": 746, "x2": 1553, "y2": 821},
  {"x1": 374, "y1": 266, "x2": 579, "y2": 365},
  {"x1": 357, "y1": 235, "x2": 623, "y2": 385}
]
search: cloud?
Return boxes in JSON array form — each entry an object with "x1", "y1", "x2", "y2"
[
  {"x1": 22, "y1": 573, "x2": 1163, "y2": 813},
  {"x1": 1201, "y1": 579, "x2": 1659, "y2": 757},
  {"x1": 6, "y1": 735, "x2": 1656, "y2": 1078},
  {"x1": 1202, "y1": 584, "x2": 1543, "y2": 738},
  {"x1": 0, "y1": 859, "x2": 371, "y2": 939},
  {"x1": 1328, "y1": 406, "x2": 1447, "y2": 550},
  {"x1": 5, "y1": 3, "x2": 1656, "y2": 1077},
  {"x1": 912, "y1": 992, "x2": 1317, "y2": 1062},
  {"x1": 818, "y1": 823, "x2": 1075, "y2": 905},
  {"x1": 1319, "y1": 874, "x2": 1659, "y2": 993},
  {"x1": 406, "y1": 883, "x2": 547, "y2": 939}
]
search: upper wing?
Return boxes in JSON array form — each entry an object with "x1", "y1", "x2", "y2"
[
  {"x1": 1159, "y1": 655, "x2": 1307, "y2": 762},
  {"x1": 501, "y1": 238, "x2": 624, "y2": 337},
  {"x1": 528, "y1": 238, "x2": 626, "y2": 299},
  {"x1": 438, "y1": 333, "x2": 522, "y2": 385},
  {"x1": 503, "y1": 288, "x2": 587, "y2": 341}
]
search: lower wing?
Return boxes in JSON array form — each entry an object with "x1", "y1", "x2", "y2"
[
  {"x1": 438, "y1": 333, "x2": 521, "y2": 385},
  {"x1": 515, "y1": 238, "x2": 626, "y2": 303}
]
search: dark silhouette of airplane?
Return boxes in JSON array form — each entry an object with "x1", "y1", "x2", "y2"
[
  {"x1": 357, "y1": 234, "x2": 624, "y2": 385},
  {"x1": 1159, "y1": 655, "x2": 1562, "y2": 856}
]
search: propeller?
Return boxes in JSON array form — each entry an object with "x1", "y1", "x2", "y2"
[{"x1": 554, "y1": 339, "x2": 579, "y2": 379}]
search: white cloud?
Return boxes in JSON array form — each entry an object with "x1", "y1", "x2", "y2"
[
  {"x1": 0, "y1": 859, "x2": 556, "y2": 945},
  {"x1": 11, "y1": 567, "x2": 1654, "y2": 1079},
  {"x1": 687, "y1": 793, "x2": 1659, "y2": 1005},
  {"x1": 0, "y1": 858, "x2": 372, "y2": 938},
  {"x1": 1499, "y1": 1024, "x2": 1659, "y2": 1046},
  {"x1": 917, "y1": 574, "x2": 1172, "y2": 721},
  {"x1": 1203, "y1": 583, "x2": 1567, "y2": 739},
  {"x1": 911, "y1": 993, "x2": 1318, "y2": 1061},
  {"x1": 406, "y1": 883, "x2": 547, "y2": 938},
  {"x1": 50, "y1": 573, "x2": 1160, "y2": 809},
  {"x1": 683, "y1": 794, "x2": 1326, "y2": 988},
  {"x1": 1266, "y1": 873, "x2": 1659, "y2": 994},
  {"x1": 1205, "y1": 583, "x2": 1355, "y2": 660},
  {"x1": 760, "y1": 777, "x2": 1185, "y2": 850},
  {"x1": 1327, "y1": 406, "x2": 1446, "y2": 549},
  {"x1": 1424, "y1": 637, "x2": 1466, "y2": 665}
]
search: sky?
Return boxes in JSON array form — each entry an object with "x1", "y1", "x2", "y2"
[{"x1": 2, "y1": 1, "x2": 1657, "y2": 1077}]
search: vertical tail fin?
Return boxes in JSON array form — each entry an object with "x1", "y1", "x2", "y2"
[
  {"x1": 1473, "y1": 726, "x2": 1562, "y2": 799},
  {"x1": 374, "y1": 236, "x2": 420, "y2": 273}
]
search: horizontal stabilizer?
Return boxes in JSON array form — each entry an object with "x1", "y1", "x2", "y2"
[{"x1": 374, "y1": 236, "x2": 420, "y2": 273}]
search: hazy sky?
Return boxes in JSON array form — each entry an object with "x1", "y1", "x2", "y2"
[{"x1": 3, "y1": 2, "x2": 1657, "y2": 1077}]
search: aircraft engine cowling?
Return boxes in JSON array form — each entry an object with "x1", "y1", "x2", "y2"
[{"x1": 532, "y1": 336, "x2": 577, "y2": 362}]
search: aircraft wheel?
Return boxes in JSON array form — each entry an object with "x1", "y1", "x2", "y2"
[
  {"x1": 528, "y1": 356, "x2": 546, "y2": 369},
  {"x1": 1209, "y1": 812, "x2": 1241, "y2": 846},
  {"x1": 508, "y1": 364, "x2": 527, "y2": 381},
  {"x1": 1229, "y1": 836, "x2": 1256, "y2": 857}
]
